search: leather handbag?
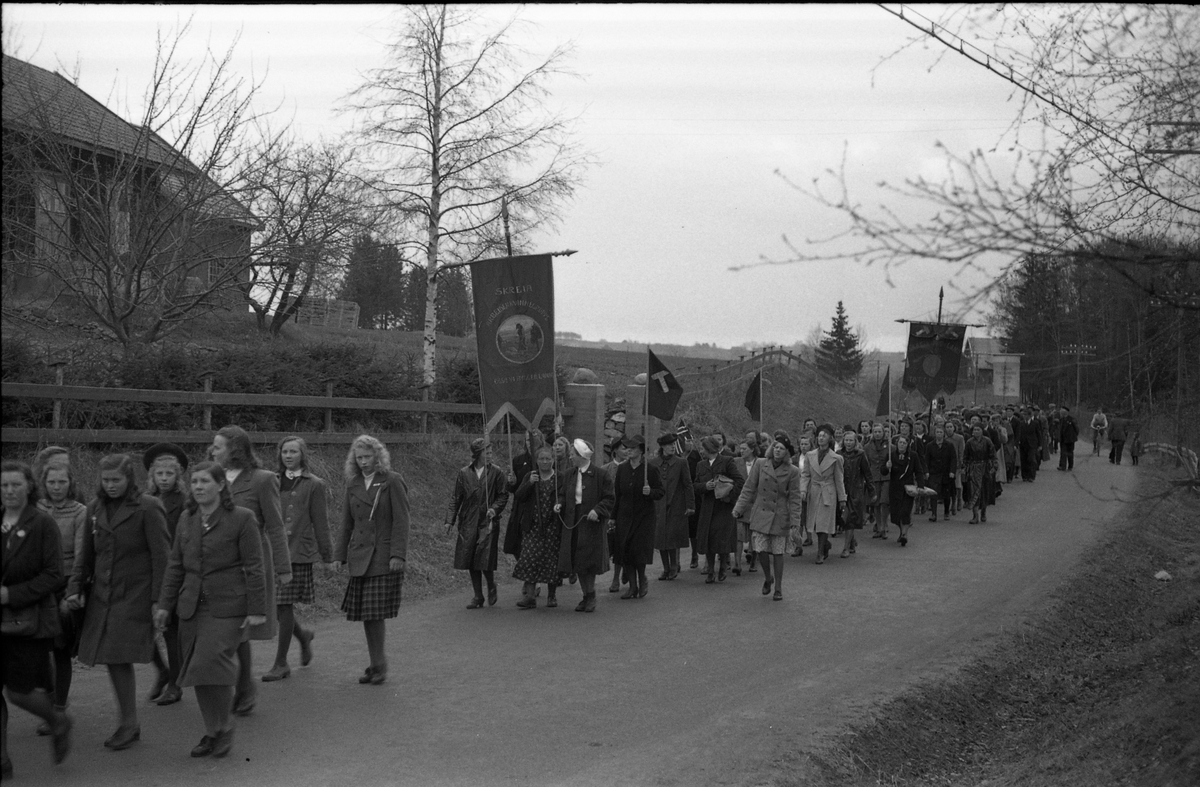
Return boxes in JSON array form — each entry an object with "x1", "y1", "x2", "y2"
[
  {"x1": 1, "y1": 605, "x2": 37, "y2": 637},
  {"x1": 713, "y1": 474, "x2": 735, "y2": 501}
]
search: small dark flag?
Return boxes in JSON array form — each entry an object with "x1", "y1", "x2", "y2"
[
  {"x1": 646, "y1": 349, "x2": 684, "y2": 421},
  {"x1": 875, "y1": 366, "x2": 891, "y2": 417},
  {"x1": 745, "y1": 371, "x2": 762, "y2": 422}
]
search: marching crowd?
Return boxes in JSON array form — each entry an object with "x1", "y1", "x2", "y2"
[{"x1": 1, "y1": 401, "x2": 1132, "y2": 777}]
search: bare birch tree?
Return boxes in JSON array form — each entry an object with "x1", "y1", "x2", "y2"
[{"x1": 345, "y1": 4, "x2": 590, "y2": 393}]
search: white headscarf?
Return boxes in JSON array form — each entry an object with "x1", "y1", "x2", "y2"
[{"x1": 573, "y1": 439, "x2": 593, "y2": 460}]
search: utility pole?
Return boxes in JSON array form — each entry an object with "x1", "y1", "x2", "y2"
[{"x1": 1063, "y1": 343, "x2": 1097, "y2": 413}]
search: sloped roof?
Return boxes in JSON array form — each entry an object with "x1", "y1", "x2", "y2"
[{"x1": 2, "y1": 54, "x2": 256, "y2": 228}]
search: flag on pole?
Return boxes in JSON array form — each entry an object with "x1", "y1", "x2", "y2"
[
  {"x1": 646, "y1": 349, "x2": 683, "y2": 421},
  {"x1": 745, "y1": 371, "x2": 762, "y2": 422},
  {"x1": 875, "y1": 366, "x2": 891, "y2": 417}
]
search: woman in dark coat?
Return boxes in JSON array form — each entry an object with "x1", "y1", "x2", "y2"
[
  {"x1": 610, "y1": 434, "x2": 665, "y2": 600},
  {"x1": 886, "y1": 436, "x2": 925, "y2": 547},
  {"x1": 554, "y1": 439, "x2": 614, "y2": 613},
  {"x1": 446, "y1": 439, "x2": 509, "y2": 609},
  {"x1": 503, "y1": 430, "x2": 544, "y2": 560},
  {"x1": 837, "y1": 430, "x2": 874, "y2": 559},
  {"x1": 264, "y1": 436, "x2": 332, "y2": 681},
  {"x1": 143, "y1": 442, "x2": 189, "y2": 706},
  {"x1": 155, "y1": 461, "x2": 265, "y2": 759},
  {"x1": 66, "y1": 453, "x2": 169, "y2": 750},
  {"x1": 963, "y1": 424, "x2": 997, "y2": 523},
  {"x1": 210, "y1": 425, "x2": 291, "y2": 715},
  {"x1": 693, "y1": 435, "x2": 745, "y2": 583},
  {"x1": 335, "y1": 435, "x2": 410, "y2": 685},
  {"x1": 2, "y1": 461, "x2": 71, "y2": 777},
  {"x1": 651, "y1": 433, "x2": 694, "y2": 581},
  {"x1": 513, "y1": 446, "x2": 563, "y2": 608}
]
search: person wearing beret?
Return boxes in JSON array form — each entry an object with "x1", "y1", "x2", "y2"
[
  {"x1": 693, "y1": 435, "x2": 745, "y2": 583},
  {"x1": 263, "y1": 436, "x2": 332, "y2": 682},
  {"x1": 651, "y1": 433, "x2": 694, "y2": 582},
  {"x1": 610, "y1": 434, "x2": 665, "y2": 600},
  {"x1": 733, "y1": 433, "x2": 802, "y2": 600},
  {"x1": 554, "y1": 439, "x2": 615, "y2": 612},
  {"x1": 446, "y1": 438, "x2": 509, "y2": 609},
  {"x1": 143, "y1": 442, "x2": 189, "y2": 705},
  {"x1": 209, "y1": 425, "x2": 290, "y2": 716},
  {"x1": 66, "y1": 454, "x2": 169, "y2": 751},
  {"x1": 155, "y1": 461, "x2": 265, "y2": 759},
  {"x1": 335, "y1": 435, "x2": 410, "y2": 685},
  {"x1": 800, "y1": 425, "x2": 847, "y2": 564}
]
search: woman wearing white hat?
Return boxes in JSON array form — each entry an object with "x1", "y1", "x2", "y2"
[{"x1": 553, "y1": 439, "x2": 614, "y2": 612}]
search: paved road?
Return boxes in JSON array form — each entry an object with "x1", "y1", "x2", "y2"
[{"x1": 10, "y1": 443, "x2": 1137, "y2": 786}]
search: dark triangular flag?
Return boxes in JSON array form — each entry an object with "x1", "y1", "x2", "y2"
[
  {"x1": 744, "y1": 371, "x2": 762, "y2": 422},
  {"x1": 647, "y1": 349, "x2": 683, "y2": 421},
  {"x1": 875, "y1": 365, "x2": 891, "y2": 417}
]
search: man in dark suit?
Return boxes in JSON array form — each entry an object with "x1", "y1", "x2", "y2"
[
  {"x1": 1019, "y1": 407, "x2": 1043, "y2": 482},
  {"x1": 1058, "y1": 406, "x2": 1080, "y2": 471},
  {"x1": 1109, "y1": 417, "x2": 1127, "y2": 464}
]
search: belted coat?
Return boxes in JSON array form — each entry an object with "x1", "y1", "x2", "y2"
[{"x1": 800, "y1": 449, "x2": 847, "y2": 535}]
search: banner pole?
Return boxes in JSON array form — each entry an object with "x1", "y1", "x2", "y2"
[
  {"x1": 645, "y1": 347, "x2": 650, "y2": 486},
  {"x1": 506, "y1": 412, "x2": 514, "y2": 470}
]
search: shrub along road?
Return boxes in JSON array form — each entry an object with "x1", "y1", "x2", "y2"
[{"x1": 11, "y1": 442, "x2": 1138, "y2": 786}]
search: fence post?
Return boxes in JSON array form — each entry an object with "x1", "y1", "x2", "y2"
[
  {"x1": 324, "y1": 380, "x2": 335, "y2": 432},
  {"x1": 202, "y1": 374, "x2": 213, "y2": 432},
  {"x1": 50, "y1": 361, "x2": 66, "y2": 430}
]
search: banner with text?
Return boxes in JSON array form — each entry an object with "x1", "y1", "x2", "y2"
[
  {"x1": 470, "y1": 254, "x2": 556, "y2": 433},
  {"x1": 901, "y1": 322, "x2": 966, "y2": 401}
]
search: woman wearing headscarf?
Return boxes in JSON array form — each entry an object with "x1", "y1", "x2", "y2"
[
  {"x1": 513, "y1": 446, "x2": 563, "y2": 608},
  {"x1": 154, "y1": 461, "x2": 265, "y2": 759},
  {"x1": 554, "y1": 439, "x2": 614, "y2": 613},
  {"x1": 886, "y1": 435, "x2": 926, "y2": 546},
  {"x1": 2, "y1": 461, "x2": 72, "y2": 777},
  {"x1": 837, "y1": 430, "x2": 874, "y2": 559},
  {"x1": 733, "y1": 433, "x2": 802, "y2": 600},
  {"x1": 446, "y1": 439, "x2": 509, "y2": 609},
  {"x1": 209, "y1": 425, "x2": 290, "y2": 716},
  {"x1": 66, "y1": 454, "x2": 169, "y2": 750},
  {"x1": 651, "y1": 433, "x2": 694, "y2": 582},
  {"x1": 800, "y1": 425, "x2": 846, "y2": 564},
  {"x1": 335, "y1": 435, "x2": 410, "y2": 685},
  {"x1": 964, "y1": 423, "x2": 998, "y2": 523},
  {"x1": 692, "y1": 435, "x2": 745, "y2": 583},
  {"x1": 610, "y1": 435, "x2": 665, "y2": 600}
]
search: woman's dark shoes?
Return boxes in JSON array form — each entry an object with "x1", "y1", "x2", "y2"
[
  {"x1": 51, "y1": 712, "x2": 72, "y2": 764},
  {"x1": 104, "y1": 724, "x2": 140, "y2": 751},
  {"x1": 575, "y1": 595, "x2": 589, "y2": 611},
  {"x1": 899, "y1": 535, "x2": 908, "y2": 546},
  {"x1": 881, "y1": 532, "x2": 889, "y2": 540},
  {"x1": 802, "y1": 534, "x2": 813, "y2": 547},
  {"x1": 568, "y1": 573, "x2": 578, "y2": 585},
  {"x1": 190, "y1": 735, "x2": 216, "y2": 758},
  {"x1": 583, "y1": 592, "x2": 597, "y2": 613},
  {"x1": 731, "y1": 566, "x2": 742, "y2": 577},
  {"x1": 667, "y1": 567, "x2": 679, "y2": 580},
  {"x1": 791, "y1": 547, "x2": 803, "y2": 557},
  {"x1": 232, "y1": 692, "x2": 256, "y2": 716},
  {"x1": 762, "y1": 579, "x2": 772, "y2": 596},
  {"x1": 516, "y1": 596, "x2": 537, "y2": 609},
  {"x1": 815, "y1": 554, "x2": 825, "y2": 564},
  {"x1": 689, "y1": 555, "x2": 699, "y2": 569},
  {"x1": 609, "y1": 577, "x2": 621, "y2": 592},
  {"x1": 822, "y1": 541, "x2": 831, "y2": 559},
  {"x1": 298, "y1": 629, "x2": 315, "y2": 666},
  {"x1": 850, "y1": 538, "x2": 857, "y2": 554},
  {"x1": 211, "y1": 728, "x2": 234, "y2": 758},
  {"x1": 872, "y1": 532, "x2": 883, "y2": 539},
  {"x1": 968, "y1": 515, "x2": 980, "y2": 524},
  {"x1": 637, "y1": 583, "x2": 648, "y2": 599},
  {"x1": 466, "y1": 596, "x2": 485, "y2": 609},
  {"x1": 620, "y1": 584, "x2": 637, "y2": 599},
  {"x1": 717, "y1": 566, "x2": 727, "y2": 582},
  {"x1": 487, "y1": 586, "x2": 498, "y2": 606},
  {"x1": 773, "y1": 589, "x2": 783, "y2": 601},
  {"x1": 980, "y1": 512, "x2": 987, "y2": 522},
  {"x1": 657, "y1": 569, "x2": 670, "y2": 581},
  {"x1": 262, "y1": 665, "x2": 291, "y2": 682},
  {"x1": 546, "y1": 592, "x2": 558, "y2": 608},
  {"x1": 147, "y1": 672, "x2": 170, "y2": 703},
  {"x1": 358, "y1": 666, "x2": 376, "y2": 684},
  {"x1": 369, "y1": 665, "x2": 388, "y2": 685},
  {"x1": 747, "y1": 552, "x2": 758, "y2": 571},
  {"x1": 155, "y1": 685, "x2": 183, "y2": 705},
  {"x1": 705, "y1": 573, "x2": 715, "y2": 584},
  {"x1": 840, "y1": 549, "x2": 851, "y2": 558}
]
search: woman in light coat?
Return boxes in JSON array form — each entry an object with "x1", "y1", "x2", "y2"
[
  {"x1": 446, "y1": 439, "x2": 509, "y2": 609},
  {"x1": 733, "y1": 434, "x2": 802, "y2": 600},
  {"x1": 800, "y1": 424, "x2": 846, "y2": 565},
  {"x1": 335, "y1": 435, "x2": 410, "y2": 685},
  {"x1": 66, "y1": 454, "x2": 169, "y2": 750}
]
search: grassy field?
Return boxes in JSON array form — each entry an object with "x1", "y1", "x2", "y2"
[{"x1": 776, "y1": 458, "x2": 1199, "y2": 787}]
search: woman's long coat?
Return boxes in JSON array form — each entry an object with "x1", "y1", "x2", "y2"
[
  {"x1": 159, "y1": 505, "x2": 266, "y2": 622},
  {"x1": 229, "y1": 468, "x2": 290, "y2": 639},
  {"x1": 2, "y1": 505, "x2": 63, "y2": 640},
  {"x1": 280, "y1": 472, "x2": 333, "y2": 564},
  {"x1": 447, "y1": 463, "x2": 509, "y2": 572},
  {"x1": 503, "y1": 451, "x2": 535, "y2": 558},
  {"x1": 887, "y1": 450, "x2": 925, "y2": 526},
  {"x1": 611, "y1": 460, "x2": 665, "y2": 566},
  {"x1": 693, "y1": 453, "x2": 745, "y2": 554},
  {"x1": 69, "y1": 494, "x2": 169, "y2": 665},
  {"x1": 838, "y1": 446, "x2": 875, "y2": 529},
  {"x1": 556, "y1": 462, "x2": 615, "y2": 576},
  {"x1": 337, "y1": 470, "x2": 410, "y2": 578},
  {"x1": 800, "y1": 450, "x2": 847, "y2": 535},
  {"x1": 732, "y1": 457, "x2": 802, "y2": 537},
  {"x1": 651, "y1": 453, "x2": 694, "y2": 550}
]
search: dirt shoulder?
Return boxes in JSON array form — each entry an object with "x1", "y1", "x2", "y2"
[{"x1": 795, "y1": 459, "x2": 1200, "y2": 787}]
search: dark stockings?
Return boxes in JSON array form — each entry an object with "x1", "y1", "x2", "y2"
[
  {"x1": 273, "y1": 604, "x2": 309, "y2": 668},
  {"x1": 469, "y1": 569, "x2": 496, "y2": 600},
  {"x1": 363, "y1": 620, "x2": 387, "y2": 671}
]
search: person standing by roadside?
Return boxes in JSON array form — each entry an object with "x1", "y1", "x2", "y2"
[
  {"x1": 693, "y1": 436, "x2": 744, "y2": 583},
  {"x1": 1129, "y1": 429, "x2": 1143, "y2": 466},
  {"x1": 554, "y1": 440, "x2": 614, "y2": 613},
  {"x1": 2, "y1": 461, "x2": 72, "y2": 779},
  {"x1": 33, "y1": 451, "x2": 88, "y2": 732},
  {"x1": 651, "y1": 433, "x2": 693, "y2": 581},
  {"x1": 1058, "y1": 406, "x2": 1079, "y2": 471},
  {"x1": 446, "y1": 439, "x2": 509, "y2": 609},
  {"x1": 733, "y1": 434, "x2": 802, "y2": 600},
  {"x1": 1090, "y1": 406, "x2": 1108, "y2": 456},
  {"x1": 334, "y1": 435, "x2": 409, "y2": 685},
  {"x1": 263, "y1": 437, "x2": 331, "y2": 682},
  {"x1": 864, "y1": 424, "x2": 891, "y2": 540},
  {"x1": 837, "y1": 430, "x2": 874, "y2": 558},
  {"x1": 66, "y1": 453, "x2": 169, "y2": 751},
  {"x1": 209, "y1": 426, "x2": 290, "y2": 716},
  {"x1": 610, "y1": 435, "x2": 664, "y2": 600},
  {"x1": 800, "y1": 424, "x2": 847, "y2": 564},
  {"x1": 142, "y1": 443, "x2": 189, "y2": 706},
  {"x1": 513, "y1": 446, "x2": 563, "y2": 609},
  {"x1": 154, "y1": 461, "x2": 265, "y2": 760},
  {"x1": 1109, "y1": 417, "x2": 1127, "y2": 465}
]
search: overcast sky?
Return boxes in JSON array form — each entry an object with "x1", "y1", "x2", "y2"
[{"x1": 3, "y1": 3, "x2": 1025, "y2": 353}]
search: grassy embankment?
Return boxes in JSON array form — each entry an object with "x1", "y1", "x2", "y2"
[{"x1": 777, "y1": 458, "x2": 1199, "y2": 787}]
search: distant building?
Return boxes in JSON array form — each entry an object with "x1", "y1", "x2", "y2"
[
  {"x1": 2, "y1": 54, "x2": 258, "y2": 305},
  {"x1": 964, "y1": 336, "x2": 1021, "y2": 402}
]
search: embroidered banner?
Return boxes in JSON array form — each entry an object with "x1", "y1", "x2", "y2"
[{"x1": 901, "y1": 322, "x2": 966, "y2": 400}]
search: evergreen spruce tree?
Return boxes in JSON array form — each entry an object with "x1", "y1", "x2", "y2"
[{"x1": 816, "y1": 301, "x2": 866, "y2": 385}]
